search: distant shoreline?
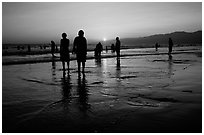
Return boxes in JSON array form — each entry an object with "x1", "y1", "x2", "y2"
[{"x1": 2, "y1": 44, "x2": 201, "y2": 56}]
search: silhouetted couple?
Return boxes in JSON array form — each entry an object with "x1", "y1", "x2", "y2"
[{"x1": 60, "y1": 30, "x2": 87, "y2": 76}]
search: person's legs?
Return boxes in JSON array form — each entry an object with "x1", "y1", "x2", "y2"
[
  {"x1": 116, "y1": 51, "x2": 120, "y2": 59},
  {"x1": 62, "y1": 61, "x2": 65, "y2": 71},
  {"x1": 67, "y1": 61, "x2": 69, "y2": 73},
  {"x1": 169, "y1": 47, "x2": 172, "y2": 55},
  {"x1": 78, "y1": 61, "x2": 81, "y2": 73},
  {"x1": 82, "y1": 62, "x2": 85, "y2": 73}
]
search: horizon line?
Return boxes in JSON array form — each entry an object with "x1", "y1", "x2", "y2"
[{"x1": 3, "y1": 29, "x2": 202, "y2": 45}]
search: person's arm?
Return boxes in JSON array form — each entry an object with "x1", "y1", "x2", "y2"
[
  {"x1": 85, "y1": 38, "x2": 87, "y2": 55},
  {"x1": 72, "y1": 38, "x2": 76, "y2": 54},
  {"x1": 60, "y1": 39, "x2": 62, "y2": 53},
  {"x1": 119, "y1": 40, "x2": 121, "y2": 49},
  {"x1": 67, "y1": 39, "x2": 70, "y2": 52}
]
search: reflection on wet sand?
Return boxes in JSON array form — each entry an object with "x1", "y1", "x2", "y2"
[
  {"x1": 116, "y1": 58, "x2": 121, "y2": 82},
  {"x1": 58, "y1": 71, "x2": 90, "y2": 115},
  {"x1": 51, "y1": 58, "x2": 57, "y2": 82},
  {"x1": 95, "y1": 57, "x2": 103, "y2": 78},
  {"x1": 95, "y1": 57, "x2": 102, "y2": 67},
  {"x1": 61, "y1": 74, "x2": 72, "y2": 110},
  {"x1": 77, "y1": 75, "x2": 90, "y2": 115},
  {"x1": 168, "y1": 55, "x2": 173, "y2": 78},
  {"x1": 2, "y1": 51, "x2": 202, "y2": 132}
]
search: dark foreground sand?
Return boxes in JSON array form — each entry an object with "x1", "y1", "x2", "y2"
[{"x1": 2, "y1": 49, "x2": 202, "y2": 133}]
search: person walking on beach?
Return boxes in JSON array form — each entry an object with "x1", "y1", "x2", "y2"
[
  {"x1": 51, "y1": 41, "x2": 56, "y2": 57},
  {"x1": 168, "y1": 38, "x2": 173, "y2": 55},
  {"x1": 60, "y1": 33, "x2": 70, "y2": 73},
  {"x1": 115, "y1": 37, "x2": 121, "y2": 58},
  {"x1": 73, "y1": 30, "x2": 87, "y2": 75}
]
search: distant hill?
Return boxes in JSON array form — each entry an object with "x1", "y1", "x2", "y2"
[{"x1": 106, "y1": 30, "x2": 202, "y2": 48}]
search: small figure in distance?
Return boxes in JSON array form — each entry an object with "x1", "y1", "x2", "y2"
[
  {"x1": 73, "y1": 30, "x2": 87, "y2": 76},
  {"x1": 60, "y1": 33, "x2": 70, "y2": 73},
  {"x1": 51, "y1": 40, "x2": 56, "y2": 57},
  {"x1": 155, "y1": 42, "x2": 159, "y2": 51},
  {"x1": 168, "y1": 38, "x2": 173, "y2": 56},
  {"x1": 96, "y1": 42, "x2": 103, "y2": 57},
  {"x1": 111, "y1": 44, "x2": 115, "y2": 53},
  {"x1": 115, "y1": 37, "x2": 121, "y2": 58},
  {"x1": 17, "y1": 45, "x2": 20, "y2": 50},
  {"x1": 28, "y1": 45, "x2": 31, "y2": 52}
]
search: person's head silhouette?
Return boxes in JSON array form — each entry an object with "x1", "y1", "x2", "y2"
[
  {"x1": 51, "y1": 41, "x2": 55, "y2": 44},
  {"x1": 62, "y1": 33, "x2": 67, "y2": 39},
  {"x1": 116, "y1": 37, "x2": 119, "y2": 40},
  {"x1": 78, "y1": 30, "x2": 84, "y2": 37}
]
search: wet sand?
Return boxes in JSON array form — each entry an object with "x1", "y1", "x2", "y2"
[{"x1": 2, "y1": 50, "x2": 202, "y2": 133}]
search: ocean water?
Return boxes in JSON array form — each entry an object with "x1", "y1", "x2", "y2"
[
  {"x1": 2, "y1": 46, "x2": 201, "y2": 65},
  {"x1": 2, "y1": 47, "x2": 202, "y2": 132}
]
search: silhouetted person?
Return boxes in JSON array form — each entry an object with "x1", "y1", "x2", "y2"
[
  {"x1": 106, "y1": 46, "x2": 108, "y2": 53},
  {"x1": 115, "y1": 37, "x2": 121, "y2": 58},
  {"x1": 168, "y1": 38, "x2": 173, "y2": 55},
  {"x1": 40, "y1": 45, "x2": 43, "y2": 49},
  {"x1": 27, "y1": 45, "x2": 31, "y2": 52},
  {"x1": 155, "y1": 42, "x2": 159, "y2": 51},
  {"x1": 111, "y1": 44, "x2": 115, "y2": 53},
  {"x1": 97, "y1": 42, "x2": 103, "y2": 57},
  {"x1": 73, "y1": 30, "x2": 87, "y2": 76},
  {"x1": 51, "y1": 40, "x2": 56, "y2": 57},
  {"x1": 60, "y1": 33, "x2": 70, "y2": 74},
  {"x1": 94, "y1": 45, "x2": 99, "y2": 58},
  {"x1": 17, "y1": 46, "x2": 20, "y2": 50}
]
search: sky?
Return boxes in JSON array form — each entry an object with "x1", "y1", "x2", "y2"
[{"x1": 2, "y1": 2, "x2": 202, "y2": 44}]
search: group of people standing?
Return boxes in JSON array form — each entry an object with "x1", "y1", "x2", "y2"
[
  {"x1": 94, "y1": 37, "x2": 121, "y2": 59},
  {"x1": 52, "y1": 30, "x2": 173, "y2": 77},
  {"x1": 60, "y1": 30, "x2": 87, "y2": 76},
  {"x1": 155, "y1": 38, "x2": 174, "y2": 55},
  {"x1": 52, "y1": 30, "x2": 121, "y2": 77}
]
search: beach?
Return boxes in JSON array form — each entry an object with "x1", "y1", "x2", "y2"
[{"x1": 2, "y1": 47, "x2": 202, "y2": 133}]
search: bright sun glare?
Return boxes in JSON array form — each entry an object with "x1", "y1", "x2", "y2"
[{"x1": 103, "y1": 38, "x2": 106, "y2": 41}]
